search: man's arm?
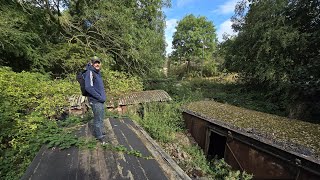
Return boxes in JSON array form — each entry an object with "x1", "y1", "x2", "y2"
[{"x1": 84, "y1": 70, "x2": 103, "y2": 102}]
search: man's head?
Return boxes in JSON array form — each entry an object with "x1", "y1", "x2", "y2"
[{"x1": 91, "y1": 56, "x2": 101, "y2": 70}]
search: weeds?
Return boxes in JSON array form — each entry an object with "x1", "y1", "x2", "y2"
[
  {"x1": 102, "y1": 144, "x2": 152, "y2": 159},
  {"x1": 133, "y1": 102, "x2": 184, "y2": 143},
  {"x1": 181, "y1": 145, "x2": 252, "y2": 179},
  {"x1": 139, "y1": 76, "x2": 259, "y2": 179},
  {"x1": 129, "y1": 100, "x2": 252, "y2": 179}
]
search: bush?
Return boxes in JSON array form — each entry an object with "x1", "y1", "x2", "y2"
[
  {"x1": 103, "y1": 70, "x2": 143, "y2": 97},
  {"x1": 133, "y1": 102, "x2": 184, "y2": 143},
  {"x1": 202, "y1": 60, "x2": 219, "y2": 77},
  {"x1": 0, "y1": 67, "x2": 78, "y2": 179}
]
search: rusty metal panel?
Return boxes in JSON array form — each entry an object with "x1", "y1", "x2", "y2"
[
  {"x1": 183, "y1": 112, "x2": 208, "y2": 150},
  {"x1": 182, "y1": 113, "x2": 194, "y2": 134},
  {"x1": 298, "y1": 169, "x2": 320, "y2": 180},
  {"x1": 191, "y1": 117, "x2": 208, "y2": 150},
  {"x1": 226, "y1": 139, "x2": 295, "y2": 179}
]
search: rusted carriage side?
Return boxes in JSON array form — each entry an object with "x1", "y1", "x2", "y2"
[{"x1": 183, "y1": 101, "x2": 320, "y2": 180}]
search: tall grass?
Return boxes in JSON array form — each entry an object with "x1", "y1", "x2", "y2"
[
  {"x1": 130, "y1": 100, "x2": 252, "y2": 179},
  {"x1": 134, "y1": 102, "x2": 184, "y2": 143}
]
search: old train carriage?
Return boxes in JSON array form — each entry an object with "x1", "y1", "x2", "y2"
[{"x1": 183, "y1": 101, "x2": 320, "y2": 180}]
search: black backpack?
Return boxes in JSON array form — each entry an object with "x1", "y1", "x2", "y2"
[{"x1": 76, "y1": 70, "x2": 95, "y2": 96}]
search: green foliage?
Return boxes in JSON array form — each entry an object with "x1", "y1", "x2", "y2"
[
  {"x1": 144, "y1": 77, "x2": 203, "y2": 102},
  {"x1": 168, "y1": 59, "x2": 220, "y2": 79},
  {"x1": 102, "y1": 144, "x2": 151, "y2": 159},
  {"x1": 128, "y1": 95, "x2": 252, "y2": 179},
  {"x1": 0, "y1": 0, "x2": 169, "y2": 76},
  {"x1": 0, "y1": 1, "x2": 66, "y2": 73},
  {"x1": 145, "y1": 75, "x2": 286, "y2": 116},
  {"x1": 188, "y1": 78, "x2": 286, "y2": 116},
  {"x1": 65, "y1": 0, "x2": 169, "y2": 76},
  {"x1": 182, "y1": 146, "x2": 252, "y2": 179},
  {"x1": 0, "y1": 67, "x2": 78, "y2": 179},
  {"x1": 223, "y1": 0, "x2": 320, "y2": 119},
  {"x1": 132, "y1": 102, "x2": 184, "y2": 143},
  {"x1": 0, "y1": 1, "x2": 42, "y2": 72},
  {"x1": 172, "y1": 14, "x2": 217, "y2": 59},
  {"x1": 202, "y1": 60, "x2": 220, "y2": 77},
  {"x1": 0, "y1": 67, "x2": 76, "y2": 119},
  {"x1": 171, "y1": 14, "x2": 218, "y2": 74},
  {"x1": 182, "y1": 145, "x2": 213, "y2": 175},
  {"x1": 103, "y1": 70, "x2": 143, "y2": 97},
  {"x1": 42, "y1": 43, "x2": 91, "y2": 76},
  {"x1": 210, "y1": 158, "x2": 252, "y2": 180}
]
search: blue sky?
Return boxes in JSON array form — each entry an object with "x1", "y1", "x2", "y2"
[{"x1": 164, "y1": 0, "x2": 238, "y2": 55}]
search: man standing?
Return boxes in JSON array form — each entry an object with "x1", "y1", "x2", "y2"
[{"x1": 85, "y1": 56, "x2": 107, "y2": 144}]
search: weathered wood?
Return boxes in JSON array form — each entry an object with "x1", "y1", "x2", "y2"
[
  {"x1": 108, "y1": 90, "x2": 172, "y2": 108},
  {"x1": 22, "y1": 117, "x2": 189, "y2": 180},
  {"x1": 107, "y1": 118, "x2": 190, "y2": 180}
]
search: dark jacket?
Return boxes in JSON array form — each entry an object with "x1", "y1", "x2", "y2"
[{"x1": 84, "y1": 64, "x2": 106, "y2": 103}]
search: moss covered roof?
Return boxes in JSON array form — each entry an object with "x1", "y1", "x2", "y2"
[{"x1": 184, "y1": 101, "x2": 320, "y2": 161}]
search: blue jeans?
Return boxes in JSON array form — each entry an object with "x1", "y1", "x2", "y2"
[{"x1": 90, "y1": 101, "x2": 105, "y2": 139}]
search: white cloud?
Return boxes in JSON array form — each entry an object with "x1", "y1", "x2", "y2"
[
  {"x1": 217, "y1": 19, "x2": 237, "y2": 42},
  {"x1": 213, "y1": 0, "x2": 238, "y2": 14},
  {"x1": 165, "y1": 19, "x2": 178, "y2": 55},
  {"x1": 177, "y1": 0, "x2": 194, "y2": 8}
]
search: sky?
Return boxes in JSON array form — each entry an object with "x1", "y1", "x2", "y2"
[{"x1": 164, "y1": 0, "x2": 239, "y2": 55}]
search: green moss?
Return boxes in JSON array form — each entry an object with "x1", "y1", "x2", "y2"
[{"x1": 184, "y1": 101, "x2": 320, "y2": 158}]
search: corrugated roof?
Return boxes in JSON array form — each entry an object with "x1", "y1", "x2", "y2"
[
  {"x1": 69, "y1": 94, "x2": 88, "y2": 109},
  {"x1": 117, "y1": 90, "x2": 172, "y2": 106}
]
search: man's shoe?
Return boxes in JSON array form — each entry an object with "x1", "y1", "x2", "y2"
[{"x1": 98, "y1": 137, "x2": 108, "y2": 145}]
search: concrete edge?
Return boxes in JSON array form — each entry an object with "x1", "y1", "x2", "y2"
[{"x1": 129, "y1": 119, "x2": 192, "y2": 180}]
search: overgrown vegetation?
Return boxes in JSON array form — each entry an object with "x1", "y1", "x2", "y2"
[
  {"x1": 135, "y1": 76, "x2": 258, "y2": 179},
  {"x1": 0, "y1": 67, "x2": 145, "y2": 179},
  {"x1": 1, "y1": 0, "x2": 319, "y2": 179},
  {"x1": 0, "y1": 67, "x2": 84, "y2": 179},
  {"x1": 222, "y1": 0, "x2": 320, "y2": 120},
  {"x1": 185, "y1": 100, "x2": 320, "y2": 158},
  {"x1": 104, "y1": 70, "x2": 143, "y2": 97},
  {"x1": 130, "y1": 99, "x2": 252, "y2": 179},
  {"x1": 133, "y1": 102, "x2": 184, "y2": 143}
]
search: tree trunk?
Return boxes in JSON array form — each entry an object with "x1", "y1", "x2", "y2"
[
  {"x1": 186, "y1": 59, "x2": 190, "y2": 74},
  {"x1": 287, "y1": 101, "x2": 311, "y2": 120}
]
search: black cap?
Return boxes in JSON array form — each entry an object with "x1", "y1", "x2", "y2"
[{"x1": 91, "y1": 56, "x2": 101, "y2": 63}]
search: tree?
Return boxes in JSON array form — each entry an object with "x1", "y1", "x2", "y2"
[
  {"x1": 223, "y1": 0, "x2": 320, "y2": 119},
  {"x1": 62, "y1": 0, "x2": 170, "y2": 75},
  {"x1": 171, "y1": 14, "x2": 217, "y2": 74},
  {"x1": 0, "y1": 1, "x2": 59, "y2": 72},
  {"x1": 0, "y1": 0, "x2": 170, "y2": 76}
]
